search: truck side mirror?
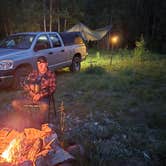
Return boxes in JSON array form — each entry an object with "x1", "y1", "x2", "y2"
[{"x1": 34, "y1": 43, "x2": 47, "y2": 52}]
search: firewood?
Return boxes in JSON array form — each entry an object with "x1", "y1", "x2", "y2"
[{"x1": 27, "y1": 138, "x2": 43, "y2": 161}]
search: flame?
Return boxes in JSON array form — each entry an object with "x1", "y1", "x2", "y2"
[{"x1": 1, "y1": 138, "x2": 20, "y2": 163}]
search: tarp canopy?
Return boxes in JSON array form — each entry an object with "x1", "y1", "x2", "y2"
[{"x1": 67, "y1": 22, "x2": 111, "y2": 41}]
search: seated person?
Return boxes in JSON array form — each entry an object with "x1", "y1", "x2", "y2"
[{"x1": 12, "y1": 56, "x2": 56, "y2": 125}]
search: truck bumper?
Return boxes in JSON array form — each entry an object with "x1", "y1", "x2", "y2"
[{"x1": 0, "y1": 70, "x2": 14, "y2": 87}]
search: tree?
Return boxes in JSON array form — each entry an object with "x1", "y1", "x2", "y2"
[
  {"x1": 0, "y1": 0, "x2": 165, "y2": 52},
  {"x1": 43, "y1": 0, "x2": 47, "y2": 32}
]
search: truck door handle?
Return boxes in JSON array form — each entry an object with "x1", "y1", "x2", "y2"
[
  {"x1": 48, "y1": 52, "x2": 53, "y2": 55},
  {"x1": 61, "y1": 49, "x2": 64, "y2": 52}
]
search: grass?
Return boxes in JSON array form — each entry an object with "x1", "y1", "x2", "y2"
[{"x1": 0, "y1": 48, "x2": 166, "y2": 165}]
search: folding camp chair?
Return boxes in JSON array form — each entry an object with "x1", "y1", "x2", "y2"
[
  {"x1": 24, "y1": 93, "x2": 56, "y2": 123},
  {"x1": 48, "y1": 93, "x2": 56, "y2": 122}
]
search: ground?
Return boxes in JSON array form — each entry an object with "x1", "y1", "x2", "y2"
[{"x1": 0, "y1": 49, "x2": 165, "y2": 166}]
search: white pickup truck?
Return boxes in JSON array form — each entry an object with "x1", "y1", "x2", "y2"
[{"x1": 0, "y1": 32, "x2": 87, "y2": 88}]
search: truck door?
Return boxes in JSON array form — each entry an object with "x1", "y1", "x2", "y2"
[
  {"x1": 49, "y1": 34, "x2": 68, "y2": 69},
  {"x1": 34, "y1": 34, "x2": 57, "y2": 70}
]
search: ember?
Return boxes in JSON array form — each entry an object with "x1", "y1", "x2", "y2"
[{"x1": 0, "y1": 124, "x2": 74, "y2": 166}]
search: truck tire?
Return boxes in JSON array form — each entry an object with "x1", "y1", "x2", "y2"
[
  {"x1": 70, "y1": 56, "x2": 81, "y2": 72},
  {"x1": 13, "y1": 67, "x2": 31, "y2": 89}
]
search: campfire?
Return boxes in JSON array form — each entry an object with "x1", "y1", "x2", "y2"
[
  {"x1": 0, "y1": 124, "x2": 74, "y2": 166},
  {"x1": 1, "y1": 137, "x2": 21, "y2": 163}
]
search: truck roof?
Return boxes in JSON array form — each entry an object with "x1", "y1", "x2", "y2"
[{"x1": 11, "y1": 32, "x2": 59, "y2": 36}]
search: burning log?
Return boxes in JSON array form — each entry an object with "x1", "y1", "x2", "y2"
[
  {"x1": 0, "y1": 124, "x2": 74, "y2": 166},
  {"x1": 27, "y1": 138, "x2": 43, "y2": 161}
]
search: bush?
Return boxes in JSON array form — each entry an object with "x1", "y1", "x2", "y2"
[{"x1": 133, "y1": 35, "x2": 148, "y2": 60}]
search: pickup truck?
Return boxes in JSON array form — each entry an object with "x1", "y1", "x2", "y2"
[{"x1": 0, "y1": 32, "x2": 87, "y2": 88}]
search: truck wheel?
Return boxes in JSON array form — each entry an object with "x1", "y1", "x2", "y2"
[
  {"x1": 70, "y1": 56, "x2": 81, "y2": 72},
  {"x1": 13, "y1": 67, "x2": 31, "y2": 89}
]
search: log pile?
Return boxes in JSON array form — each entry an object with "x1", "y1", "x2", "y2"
[{"x1": 0, "y1": 124, "x2": 74, "y2": 166}]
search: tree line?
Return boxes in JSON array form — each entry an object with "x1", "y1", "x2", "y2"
[{"x1": 0, "y1": 0, "x2": 165, "y2": 52}]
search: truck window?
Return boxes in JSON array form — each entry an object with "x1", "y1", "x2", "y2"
[
  {"x1": 35, "y1": 35, "x2": 51, "y2": 50},
  {"x1": 0, "y1": 34, "x2": 35, "y2": 49},
  {"x1": 49, "y1": 34, "x2": 61, "y2": 48}
]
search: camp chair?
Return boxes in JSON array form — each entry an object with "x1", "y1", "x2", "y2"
[
  {"x1": 24, "y1": 93, "x2": 56, "y2": 123},
  {"x1": 48, "y1": 92, "x2": 56, "y2": 121}
]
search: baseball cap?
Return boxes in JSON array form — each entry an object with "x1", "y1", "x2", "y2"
[{"x1": 37, "y1": 56, "x2": 47, "y2": 63}]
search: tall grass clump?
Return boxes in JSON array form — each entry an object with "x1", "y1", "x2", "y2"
[{"x1": 133, "y1": 35, "x2": 150, "y2": 61}]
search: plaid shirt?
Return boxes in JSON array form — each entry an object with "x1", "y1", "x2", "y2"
[{"x1": 24, "y1": 70, "x2": 56, "y2": 98}]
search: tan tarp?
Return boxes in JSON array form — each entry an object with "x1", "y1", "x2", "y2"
[{"x1": 67, "y1": 22, "x2": 111, "y2": 41}]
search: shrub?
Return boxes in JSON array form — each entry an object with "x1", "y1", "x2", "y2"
[{"x1": 133, "y1": 35, "x2": 148, "y2": 60}]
